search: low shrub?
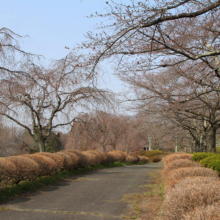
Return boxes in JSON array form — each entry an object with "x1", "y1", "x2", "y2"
[
  {"x1": 143, "y1": 150, "x2": 163, "y2": 158},
  {"x1": 5, "y1": 156, "x2": 40, "y2": 183},
  {"x1": 182, "y1": 202, "x2": 220, "y2": 220},
  {"x1": 64, "y1": 150, "x2": 88, "y2": 168},
  {"x1": 163, "y1": 177, "x2": 220, "y2": 220},
  {"x1": 86, "y1": 150, "x2": 106, "y2": 164},
  {"x1": 82, "y1": 151, "x2": 97, "y2": 166},
  {"x1": 126, "y1": 155, "x2": 140, "y2": 163},
  {"x1": 60, "y1": 151, "x2": 80, "y2": 169},
  {"x1": 165, "y1": 167, "x2": 218, "y2": 188},
  {"x1": 163, "y1": 159, "x2": 201, "y2": 174},
  {"x1": 106, "y1": 151, "x2": 122, "y2": 162},
  {"x1": 106, "y1": 152, "x2": 117, "y2": 163},
  {"x1": 37, "y1": 152, "x2": 65, "y2": 171},
  {"x1": 20, "y1": 154, "x2": 58, "y2": 176},
  {"x1": 200, "y1": 155, "x2": 220, "y2": 173},
  {"x1": 216, "y1": 147, "x2": 220, "y2": 154},
  {"x1": 113, "y1": 150, "x2": 127, "y2": 162},
  {"x1": 152, "y1": 155, "x2": 161, "y2": 163},
  {"x1": 0, "y1": 158, "x2": 17, "y2": 182},
  {"x1": 55, "y1": 151, "x2": 73, "y2": 170},
  {"x1": 138, "y1": 156, "x2": 149, "y2": 163},
  {"x1": 164, "y1": 153, "x2": 193, "y2": 165},
  {"x1": 0, "y1": 149, "x2": 145, "y2": 186},
  {"x1": 192, "y1": 153, "x2": 214, "y2": 162},
  {"x1": 55, "y1": 151, "x2": 78, "y2": 170}
]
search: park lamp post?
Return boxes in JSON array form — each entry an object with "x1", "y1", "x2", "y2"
[
  {"x1": 148, "y1": 136, "x2": 152, "y2": 151},
  {"x1": 175, "y1": 135, "x2": 178, "y2": 153}
]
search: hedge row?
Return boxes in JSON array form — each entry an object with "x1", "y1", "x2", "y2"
[
  {"x1": 192, "y1": 153, "x2": 220, "y2": 173},
  {"x1": 162, "y1": 153, "x2": 220, "y2": 220},
  {"x1": 0, "y1": 150, "x2": 149, "y2": 185}
]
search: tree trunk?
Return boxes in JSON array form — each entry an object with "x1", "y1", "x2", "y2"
[
  {"x1": 209, "y1": 127, "x2": 216, "y2": 153},
  {"x1": 102, "y1": 145, "x2": 106, "y2": 153},
  {"x1": 126, "y1": 146, "x2": 130, "y2": 155},
  {"x1": 38, "y1": 139, "x2": 46, "y2": 152},
  {"x1": 195, "y1": 140, "x2": 200, "y2": 152},
  {"x1": 112, "y1": 144, "x2": 116, "y2": 151}
]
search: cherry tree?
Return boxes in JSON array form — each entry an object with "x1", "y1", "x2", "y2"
[
  {"x1": 0, "y1": 54, "x2": 110, "y2": 152},
  {"x1": 75, "y1": 0, "x2": 220, "y2": 79}
]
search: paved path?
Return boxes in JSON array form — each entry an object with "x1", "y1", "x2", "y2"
[{"x1": 0, "y1": 163, "x2": 162, "y2": 220}]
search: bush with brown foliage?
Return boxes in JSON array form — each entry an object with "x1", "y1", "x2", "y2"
[
  {"x1": 113, "y1": 150, "x2": 127, "y2": 162},
  {"x1": 5, "y1": 156, "x2": 40, "y2": 183},
  {"x1": 138, "y1": 156, "x2": 150, "y2": 163},
  {"x1": 106, "y1": 151, "x2": 122, "y2": 162},
  {"x1": 163, "y1": 159, "x2": 202, "y2": 175},
  {"x1": 0, "y1": 149, "x2": 145, "y2": 185},
  {"x1": 37, "y1": 152, "x2": 65, "y2": 171},
  {"x1": 165, "y1": 167, "x2": 218, "y2": 188},
  {"x1": 152, "y1": 155, "x2": 162, "y2": 163},
  {"x1": 0, "y1": 158, "x2": 17, "y2": 182},
  {"x1": 82, "y1": 151, "x2": 97, "y2": 166},
  {"x1": 182, "y1": 202, "x2": 220, "y2": 220},
  {"x1": 164, "y1": 153, "x2": 193, "y2": 165},
  {"x1": 106, "y1": 152, "x2": 118, "y2": 163},
  {"x1": 86, "y1": 150, "x2": 106, "y2": 164},
  {"x1": 126, "y1": 155, "x2": 140, "y2": 163},
  {"x1": 55, "y1": 151, "x2": 75, "y2": 170},
  {"x1": 64, "y1": 150, "x2": 88, "y2": 168},
  {"x1": 163, "y1": 177, "x2": 220, "y2": 220},
  {"x1": 60, "y1": 151, "x2": 80, "y2": 169},
  {"x1": 20, "y1": 154, "x2": 58, "y2": 176}
]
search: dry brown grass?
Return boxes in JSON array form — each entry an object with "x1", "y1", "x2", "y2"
[
  {"x1": 182, "y1": 202, "x2": 220, "y2": 220},
  {"x1": 163, "y1": 159, "x2": 201, "y2": 175},
  {"x1": 0, "y1": 158, "x2": 17, "y2": 182},
  {"x1": 163, "y1": 177, "x2": 220, "y2": 220},
  {"x1": 165, "y1": 167, "x2": 218, "y2": 188},
  {"x1": 164, "y1": 153, "x2": 193, "y2": 165},
  {"x1": 20, "y1": 154, "x2": 58, "y2": 176},
  {"x1": 37, "y1": 152, "x2": 65, "y2": 171},
  {"x1": 5, "y1": 156, "x2": 40, "y2": 183}
]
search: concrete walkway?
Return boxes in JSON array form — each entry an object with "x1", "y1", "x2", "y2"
[{"x1": 0, "y1": 163, "x2": 162, "y2": 220}]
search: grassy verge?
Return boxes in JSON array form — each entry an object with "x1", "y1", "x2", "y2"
[
  {"x1": 121, "y1": 164, "x2": 164, "y2": 220},
  {"x1": 0, "y1": 161, "x2": 144, "y2": 203}
]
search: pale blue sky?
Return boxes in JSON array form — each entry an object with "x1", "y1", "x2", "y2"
[{"x1": 0, "y1": 0, "x2": 132, "y2": 92}]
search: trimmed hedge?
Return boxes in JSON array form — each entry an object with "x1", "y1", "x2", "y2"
[
  {"x1": 164, "y1": 153, "x2": 193, "y2": 165},
  {"x1": 143, "y1": 150, "x2": 163, "y2": 158},
  {"x1": 162, "y1": 153, "x2": 220, "y2": 220},
  {"x1": 5, "y1": 156, "x2": 40, "y2": 183},
  {"x1": 192, "y1": 153, "x2": 220, "y2": 173},
  {"x1": 192, "y1": 153, "x2": 214, "y2": 162},
  {"x1": 200, "y1": 155, "x2": 220, "y2": 173},
  {"x1": 0, "y1": 150, "x2": 149, "y2": 185}
]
